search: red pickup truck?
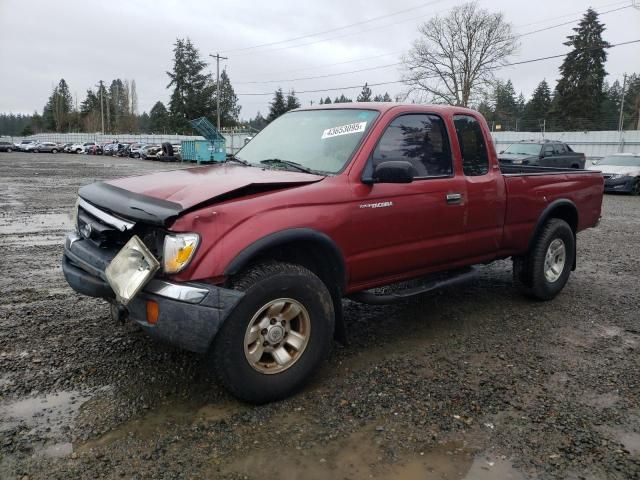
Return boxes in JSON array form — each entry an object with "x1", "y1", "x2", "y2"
[{"x1": 63, "y1": 103, "x2": 603, "y2": 403}]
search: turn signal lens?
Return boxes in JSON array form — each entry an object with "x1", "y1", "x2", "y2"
[
  {"x1": 163, "y1": 233, "x2": 199, "y2": 273},
  {"x1": 146, "y1": 300, "x2": 159, "y2": 325}
]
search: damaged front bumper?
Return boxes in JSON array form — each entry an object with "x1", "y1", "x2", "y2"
[{"x1": 62, "y1": 233, "x2": 243, "y2": 353}]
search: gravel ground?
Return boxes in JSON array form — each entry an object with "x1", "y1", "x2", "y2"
[{"x1": 0, "y1": 152, "x2": 639, "y2": 480}]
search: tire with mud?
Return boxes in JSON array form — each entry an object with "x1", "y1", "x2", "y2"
[
  {"x1": 513, "y1": 218, "x2": 575, "y2": 301},
  {"x1": 211, "y1": 262, "x2": 335, "y2": 404}
]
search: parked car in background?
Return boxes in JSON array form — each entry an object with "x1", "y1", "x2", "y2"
[
  {"x1": 23, "y1": 142, "x2": 39, "y2": 152},
  {"x1": 18, "y1": 140, "x2": 38, "y2": 151},
  {"x1": 33, "y1": 142, "x2": 61, "y2": 153},
  {"x1": 498, "y1": 140, "x2": 585, "y2": 169},
  {"x1": 140, "y1": 144, "x2": 161, "y2": 159},
  {"x1": 128, "y1": 144, "x2": 147, "y2": 158},
  {"x1": 62, "y1": 143, "x2": 74, "y2": 153},
  {"x1": 115, "y1": 143, "x2": 131, "y2": 157},
  {"x1": 87, "y1": 144, "x2": 104, "y2": 155},
  {"x1": 102, "y1": 143, "x2": 117, "y2": 155},
  {"x1": 588, "y1": 153, "x2": 640, "y2": 195},
  {"x1": 0, "y1": 141, "x2": 14, "y2": 152},
  {"x1": 69, "y1": 142, "x2": 98, "y2": 154}
]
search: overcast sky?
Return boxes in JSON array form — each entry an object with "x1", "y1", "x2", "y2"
[{"x1": 0, "y1": 0, "x2": 638, "y2": 120}]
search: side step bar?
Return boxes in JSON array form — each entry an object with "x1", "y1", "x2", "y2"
[{"x1": 348, "y1": 268, "x2": 477, "y2": 305}]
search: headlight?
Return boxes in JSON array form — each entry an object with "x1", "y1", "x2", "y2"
[
  {"x1": 163, "y1": 233, "x2": 199, "y2": 273},
  {"x1": 609, "y1": 174, "x2": 627, "y2": 179},
  {"x1": 511, "y1": 159, "x2": 523, "y2": 165}
]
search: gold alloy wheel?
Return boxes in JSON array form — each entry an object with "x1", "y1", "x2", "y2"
[{"x1": 243, "y1": 298, "x2": 311, "y2": 374}]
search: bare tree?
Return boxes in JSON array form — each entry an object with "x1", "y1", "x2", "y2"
[{"x1": 402, "y1": 2, "x2": 518, "y2": 107}]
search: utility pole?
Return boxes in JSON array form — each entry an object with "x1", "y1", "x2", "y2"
[
  {"x1": 96, "y1": 81, "x2": 105, "y2": 135},
  {"x1": 618, "y1": 74, "x2": 627, "y2": 132},
  {"x1": 209, "y1": 53, "x2": 228, "y2": 130},
  {"x1": 618, "y1": 74, "x2": 627, "y2": 152}
]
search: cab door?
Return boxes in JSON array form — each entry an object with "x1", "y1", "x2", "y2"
[
  {"x1": 347, "y1": 113, "x2": 467, "y2": 285},
  {"x1": 452, "y1": 114, "x2": 506, "y2": 259}
]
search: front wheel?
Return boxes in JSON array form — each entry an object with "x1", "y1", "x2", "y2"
[
  {"x1": 513, "y1": 218, "x2": 575, "y2": 300},
  {"x1": 7, "y1": 148, "x2": 12, "y2": 152},
  {"x1": 51, "y1": 149, "x2": 58, "y2": 154},
  {"x1": 631, "y1": 178, "x2": 640, "y2": 196},
  {"x1": 211, "y1": 262, "x2": 335, "y2": 404}
]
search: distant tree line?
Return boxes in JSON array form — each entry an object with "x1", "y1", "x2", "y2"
[{"x1": 1, "y1": 37, "x2": 242, "y2": 136}]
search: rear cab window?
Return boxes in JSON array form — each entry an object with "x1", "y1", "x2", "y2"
[
  {"x1": 370, "y1": 114, "x2": 453, "y2": 179},
  {"x1": 453, "y1": 115, "x2": 489, "y2": 176}
]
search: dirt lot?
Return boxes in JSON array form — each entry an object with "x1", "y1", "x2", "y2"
[{"x1": 0, "y1": 152, "x2": 639, "y2": 480}]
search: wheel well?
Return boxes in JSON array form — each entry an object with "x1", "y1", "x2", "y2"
[
  {"x1": 547, "y1": 204, "x2": 578, "y2": 233},
  {"x1": 226, "y1": 235, "x2": 347, "y2": 343},
  {"x1": 229, "y1": 239, "x2": 345, "y2": 294}
]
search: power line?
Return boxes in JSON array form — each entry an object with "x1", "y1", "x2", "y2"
[
  {"x1": 235, "y1": 5, "x2": 630, "y2": 85},
  {"x1": 233, "y1": 3, "x2": 633, "y2": 84},
  {"x1": 220, "y1": 0, "x2": 447, "y2": 54},
  {"x1": 519, "y1": 5, "x2": 631, "y2": 37},
  {"x1": 236, "y1": 39, "x2": 640, "y2": 96}
]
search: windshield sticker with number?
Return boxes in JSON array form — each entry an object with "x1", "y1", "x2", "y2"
[{"x1": 321, "y1": 122, "x2": 367, "y2": 139}]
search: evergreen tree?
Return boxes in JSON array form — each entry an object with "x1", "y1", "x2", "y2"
[
  {"x1": 334, "y1": 94, "x2": 353, "y2": 104},
  {"x1": 622, "y1": 74, "x2": 640, "y2": 130},
  {"x1": 216, "y1": 69, "x2": 241, "y2": 126},
  {"x1": 324, "y1": 96, "x2": 332, "y2": 104},
  {"x1": 382, "y1": 92, "x2": 392, "y2": 102},
  {"x1": 42, "y1": 79, "x2": 73, "y2": 132},
  {"x1": 319, "y1": 98, "x2": 324, "y2": 105},
  {"x1": 285, "y1": 90, "x2": 301, "y2": 111},
  {"x1": 268, "y1": 88, "x2": 288, "y2": 122},
  {"x1": 249, "y1": 111, "x2": 268, "y2": 131},
  {"x1": 167, "y1": 38, "x2": 215, "y2": 133},
  {"x1": 553, "y1": 8, "x2": 610, "y2": 130},
  {"x1": 493, "y1": 79, "x2": 517, "y2": 130},
  {"x1": 357, "y1": 83, "x2": 373, "y2": 102},
  {"x1": 149, "y1": 101, "x2": 170, "y2": 132},
  {"x1": 138, "y1": 111, "x2": 151, "y2": 133},
  {"x1": 522, "y1": 80, "x2": 552, "y2": 131}
]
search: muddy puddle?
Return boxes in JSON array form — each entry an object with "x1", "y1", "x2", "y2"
[
  {"x1": 0, "y1": 390, "x2": 92, "y2": 457},
  {"x1": 79, "y1": 398, "x2": 243, "y2": 450},
  {"x1": 221, "y1": 428, "x2": 524, "y2": 480}
]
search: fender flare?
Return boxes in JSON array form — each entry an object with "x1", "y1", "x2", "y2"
[
  {"x1": 528, "y1": 198, "x2": 578, "y2": 270},
  {"x1": 224, "y1": 228, "x2": 347, "y2": 289}
]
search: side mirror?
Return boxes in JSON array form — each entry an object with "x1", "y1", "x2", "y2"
[{"x1": 372, "y1": 161, "x2": 414, "y2": 184}]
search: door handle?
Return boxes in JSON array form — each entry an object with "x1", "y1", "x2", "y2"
[{"x1": 446, "y1": 193, "x2": 462, "y2": 204}]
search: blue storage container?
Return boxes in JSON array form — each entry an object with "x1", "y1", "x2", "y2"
[{"x1": 182, "y1": 117, "x2": 227, "y2": 164}]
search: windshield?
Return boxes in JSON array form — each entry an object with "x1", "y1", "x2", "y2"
[
  {"x1": 503, "y1": 143, "x2": 541, "y2": 156},
  {"x1": 597, "y1": 155, "x2": 640, "y2": 167},
  {"x1": 236, "y1": 109, "x2": 379, "y2": 174}
]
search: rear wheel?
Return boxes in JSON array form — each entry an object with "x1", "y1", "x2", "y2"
[
  {"x1": 33, "y1": 149, "x2": 39, "y2": 153},
  {"x1": 211, "y1": 262, "x2": 335, "y2": 404},
  {"x1": 513, "y1": 218, "x2": 575, "y2": 300},
  {"x1": 7, "y1": 148, "x2": 12, "y2": 152},
  {"x1": 51, "y1": 149, "x2": 58, "y2": 154},
  {"x1": 631, "y1": 178, "x2": 640, "y2": 196}
]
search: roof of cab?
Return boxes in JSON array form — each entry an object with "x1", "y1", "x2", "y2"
[{"x1": 293, "y1": 102, "x2": 481, "y2": 116}]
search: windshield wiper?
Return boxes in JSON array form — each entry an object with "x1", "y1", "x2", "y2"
[
  {"x1": 225, "y1": 154, "x2": 250, "y2": 166},
  {"x1": 259, "y1": 158, "x2": 315, "y2": 174}
]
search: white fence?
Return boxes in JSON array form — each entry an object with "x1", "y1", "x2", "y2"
[
  {"x1": 492, "y1": 130, "x2": 640, "y2": 159},
  {"x1": 0, "y1": 131, "x2": 254, "y2": 154},
  {"x1": 3, "y1": 129, "x2": 639, "y2": 159}
]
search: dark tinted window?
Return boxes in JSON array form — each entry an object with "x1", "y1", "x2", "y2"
[
  {"x1": 372, "y1": 114, "x2": 452, "y2": 178},
  {"x1": 453, "y1": 115, "x2": 489, "y2": 176},
  {"x1": 555, "y1": 143, "x2": 567, "y2": 154},
  {"x1": 543, "y1": 144, "x2": 554, "y2": 156}
]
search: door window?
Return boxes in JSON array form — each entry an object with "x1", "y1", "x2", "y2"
[
  {"x1": 543, "y1": 144, "x2": 554, "y2": 156},
  {"x1": 453, "y1": 115, "x2": 489, "y2": 176},
  {"x1": 555, "y1": 143, "x2": 567, "y2": 154},
  {"x1": 371, "y1": 114, "x2": 452, "y2": 178}
]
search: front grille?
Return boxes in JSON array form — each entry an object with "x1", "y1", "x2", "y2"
[{"x1": 77, "y1": 203, "x2": 163, "y2": 258}]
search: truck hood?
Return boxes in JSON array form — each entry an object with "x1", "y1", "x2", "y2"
[
  {"x1": 78, "y1": 163, "x2": 324, "y2": 226},
  {"x1": 587, "y1": 165, "x2": 640, "y2": 176},
  {"x1": 498, "y1": 153, "x2": 537, "y2": 162}
]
